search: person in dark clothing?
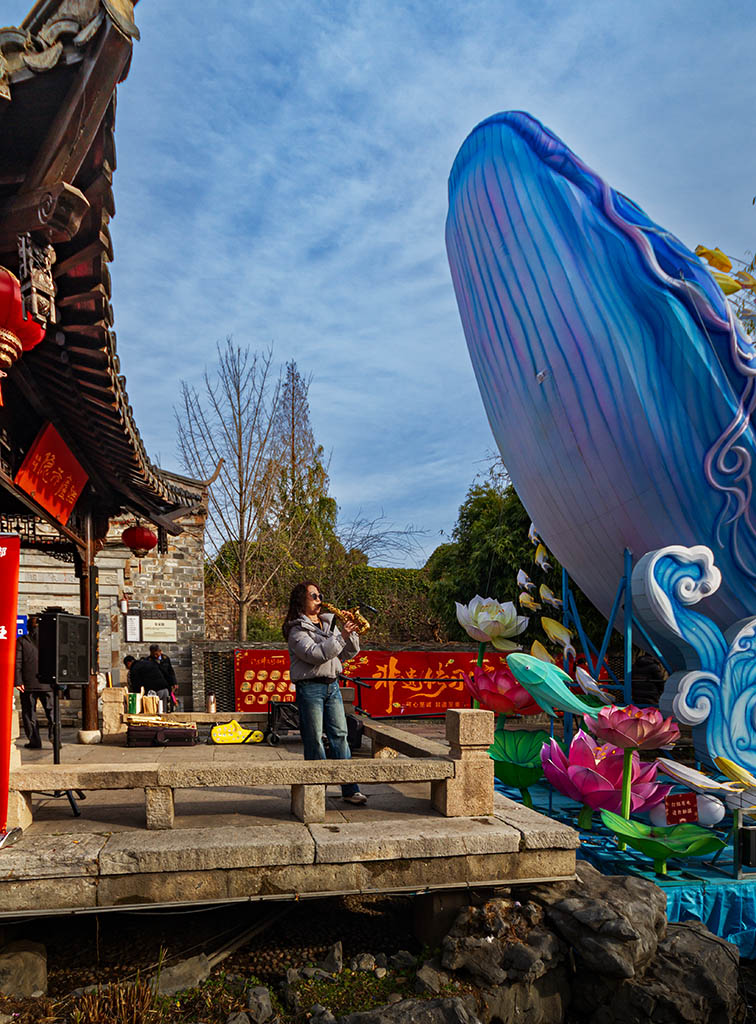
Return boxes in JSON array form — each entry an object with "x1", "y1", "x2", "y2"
[
  {"x1": 149, "y1": 645, "x2": 178, "y2": 711},
  {"x1": 129, "y1": 651, "x2": 171, "y2": 710},
  {"x1": 149, "y1": 645, "x2": 177, "y2": 688},
  {"x1": 15, "y1": 615, "x2": 53, "y2": 749},
  {"x1": 123, "y1": 655, "x2": 142, "y2": 693}
]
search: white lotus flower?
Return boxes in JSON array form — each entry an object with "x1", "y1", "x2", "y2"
[{"x1": 455, "y1": 595, "x2": 529, "y2": 651}]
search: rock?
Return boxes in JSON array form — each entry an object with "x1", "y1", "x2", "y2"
[
  {"x1": 338, "y1": 996, "x2": 482, "y2": 1023},
  {"x1": 352, "y1": 953, "x2": 376, "y2": 972},
  {"x1": 440, "y1": 897, "x2": 568, "y2": 1023},
  {"x1": 0, "y1": 940, "x2": 47, "y2": 998},
  {"x1": 226, "y1": 1013, "x2": 250, "y2": 1024},
  {"x1": 415, "y1": 960, "x2": 451, "y2": 994},
  {"x1": 246, "y1": 984, "x2": 273, "y2": 1023},
  {"x1": 387, "y1": 992, "x2": 403, "y2": 1004},
  {"x1": 310, "y1": 1005, "x2": 337, "y2": 1023},
  {"x1": 375, "y1": 953, "x2": 388, "y2": 968},
  {"x1": 320, "y1": 941, "x2": 343, "y2": 975},
  {"x1": 578, "y1": 919, "x2": 746, "y2": 1024},
  {"x1": 152, "y1": 953, "x2": 211, "y2": 996},
  {"x1": 530, "y1": 861, "x2": 667, "y2": 978},
  {"x1": 389, "y1": 950, "x2": 417, "y2": 971},
  {"x1": 477, "y1": 966, "x2": 571, "y2": 1024},
  {"x1": 77, "y1": 729, "x2": 101, "y2": 744},
  {"x1": 375, "y1": 967, "x2": 387, "y2": 979},
  {"x1": 286, "y1": 967, "x2": 301, "y2": 984},
  {"x1": 442, "y1": 899, "x2": 559, "y2": 987}
]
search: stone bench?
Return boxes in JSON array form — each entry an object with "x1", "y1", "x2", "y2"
[{"x1": 9, "y1": 709, "x2": 495, "y2": 830}]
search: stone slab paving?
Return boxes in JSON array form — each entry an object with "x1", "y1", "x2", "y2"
[{"x1": 0, "y1": 727, "x2": 579, "y2": 914}]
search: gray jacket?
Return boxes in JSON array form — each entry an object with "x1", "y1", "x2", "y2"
[{"x1": 287, "y1": 613, "x2": 360, "y2": 682}]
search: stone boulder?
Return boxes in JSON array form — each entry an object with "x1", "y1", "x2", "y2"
[
  {"x1": 246, "y1": 984, "x2": 274, "y2": 1023},
  {"x1": 337, "y1": 996, "x2": 481, "y2": 1023},
  {"x1": 442, "y1": 898, "x2": 562, "y2": 987},
  {"x1": 441, "y1": 898, "x2": 568, "y2": 1023},
  {"x1": 0, "y1": 940, "x2": 46, "y2": 997},
  {"x1": 529, "y1": 861, "x2": 667, "y2": 978},
  {"x1": 151, "y1": 953, "x2": 211, "y2": 996},
  {"x1": 576, "y1": 920, "x2": 745, "y2": 1024}
]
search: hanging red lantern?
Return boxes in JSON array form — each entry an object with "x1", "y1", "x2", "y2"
[
  {"x1": 121, "y1": 524, "x2": 158, "y2": 558},
  {"x1": 0, "y1": 267, "x2": 46, "y2": 405}
]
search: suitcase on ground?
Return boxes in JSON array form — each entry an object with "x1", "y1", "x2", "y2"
[{"x1": 127, "y1": 723, "x2": 198, "y2": 747}]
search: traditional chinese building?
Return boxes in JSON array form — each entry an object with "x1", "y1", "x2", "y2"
[{"x1": 0, "y1": 1, "x2": 205, "y2": 724}]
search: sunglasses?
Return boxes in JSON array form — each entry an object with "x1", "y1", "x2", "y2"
[{"x1": 307, "y1": 591, "x2": 322, "y2": 600}]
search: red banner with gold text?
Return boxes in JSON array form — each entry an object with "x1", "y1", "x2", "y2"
[
  {"x1": 234, "y1": 648, "x2": 511, "y2": 717},
  {"x1": 0, "y1": 536, "x2": 20, "y2": 830},
  {"x1": 14, "y1": 423, "x2": 88, "y2": 526}
]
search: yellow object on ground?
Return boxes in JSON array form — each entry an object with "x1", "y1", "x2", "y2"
[{"x1": 210, "y1": 720, "x2": 264, "y2": 744}]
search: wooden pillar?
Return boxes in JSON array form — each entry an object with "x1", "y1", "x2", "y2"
[{"x1": 78, "y1": 511, "x2": 99, "y2": 732}]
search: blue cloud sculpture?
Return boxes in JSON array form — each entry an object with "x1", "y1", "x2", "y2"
[
  {"x1": 446, "y1": 112, "x2": 756, "y2": 632},
  {"x1": 632, "y1": 544, "x2": 756, "y2": 774}
]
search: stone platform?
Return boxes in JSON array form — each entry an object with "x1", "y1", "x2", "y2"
[{"x1": 0, "y1": 719, "x2": 579, "y2": 916}]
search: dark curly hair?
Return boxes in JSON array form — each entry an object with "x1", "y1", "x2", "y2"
[{"x1": 282, "y1": 580, "x2": 320, "y2": 639}]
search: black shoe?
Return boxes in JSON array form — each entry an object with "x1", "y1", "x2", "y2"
[{"x1": 24, "y1": 742, "x2": 42, "y2": 749}]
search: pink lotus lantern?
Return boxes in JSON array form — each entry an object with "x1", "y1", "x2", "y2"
[
  {"x1": 541, "y1": 729, "x2": 671, "y2": 829},
  {"x1": 464, "y1": 665, "x2": 542, "y2": 717},
  {"x1": 583, "y1": 704, "x2": 680, "y2": 831},
  {"x1": 583, "y1": 705, "x2": 680, "y2": 750}
]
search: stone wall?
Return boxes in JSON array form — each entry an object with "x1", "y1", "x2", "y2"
[
  {"x1": 17, "y1": 505, "x2": 206, "y2": 709},
  {"x1": 204, "y1": 582, "x2": 236, "y2": 640}
]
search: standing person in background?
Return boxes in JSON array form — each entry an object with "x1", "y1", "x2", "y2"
[
  {"x1": 150, "y1": 645, "x2": 177, "y2": 689},
  {"x1": 150, "y1": 645, "x2": 178, "y2": 711},
  {"x1": 283, "y1": 581, "x2": 367, "y2": 805},
  {"x1": 15, "y1": 615, "x2": 53, "y2": 749}
]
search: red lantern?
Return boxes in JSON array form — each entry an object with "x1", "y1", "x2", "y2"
[
  {"x1": 0, "y1": 267, "x2": 46, "y2": 405},
  {"x1": 121, "y1": 524, "x2": 158, "y2": 558}
]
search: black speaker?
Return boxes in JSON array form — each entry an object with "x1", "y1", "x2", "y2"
[{"x1": 38, "y1": 613, "x2": 90, "y2": 686}]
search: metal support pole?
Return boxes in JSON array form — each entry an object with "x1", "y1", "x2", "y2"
[{"x1": 623, "y1": 549, "x2": 633, "y2": 705}]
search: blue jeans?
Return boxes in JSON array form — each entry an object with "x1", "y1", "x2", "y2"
[{"x1": 295, "y1": 679, "x2": 358, "y2": 798}]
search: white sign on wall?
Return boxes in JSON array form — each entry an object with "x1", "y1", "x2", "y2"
[{"x1": 141, "y1": 614, "x2": 178, "y2": 643}]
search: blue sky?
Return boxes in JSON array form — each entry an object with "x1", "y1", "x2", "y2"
[{"x1": 12, "y1": 1, "x2": 755, "y2": 565}]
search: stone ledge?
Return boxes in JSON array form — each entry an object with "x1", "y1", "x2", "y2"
[
  {"x1": 0, "y1": 877, "x2": 98, "y2": 913},
  {"x1": 493, "y1": 793, "x2": 580, "y2": 850},
  {"x1": 9, "y1": 764, "x2": 160, "y2": 791},
  {"x1": 0, "y1": 834, "x2": 107, "y2": 879},
  {"x1": 362, "y1": 721, "x2": 448, "y2": 758},
  {"x1": 309, "y1": 816, "x2": 521, "y2": 864},
  {"x1": 99, "y1": 823, "x2": 316, "y2": 875},
  {"x1": 156, "y1": 759, "x2": 455, "y2": 788}
]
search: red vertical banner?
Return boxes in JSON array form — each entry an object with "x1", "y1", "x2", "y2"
[{"x1": 0, "y1": 536, "x2": 20, "y2": 831}]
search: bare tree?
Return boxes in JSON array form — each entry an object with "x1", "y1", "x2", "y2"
[{"x1": 176, "y1": 339, "x2": 287, "y2": 640}]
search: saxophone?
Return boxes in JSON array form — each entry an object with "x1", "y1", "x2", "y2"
[{"x1": 321, "y1": 601, "x2": 371, "y2": 635}]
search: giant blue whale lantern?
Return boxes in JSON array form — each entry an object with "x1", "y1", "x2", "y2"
[{"x1": 446, "y1": 112, "x2": 756, "y2": 635}]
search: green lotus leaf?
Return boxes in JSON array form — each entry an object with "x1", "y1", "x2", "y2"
[
  {"x1": 493, "y1": 759, "x2": 544, "y2": 789},
  {"x1": 489, "y1": 729, "x2": 550, "y2": 766},
  {"x1": 600, "y1": 810, "x2": 726, "y2": 861}
]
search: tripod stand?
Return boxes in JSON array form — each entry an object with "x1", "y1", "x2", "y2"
[{"x1": 47, "y1": 682, "x2": 84, "y2": 817}]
